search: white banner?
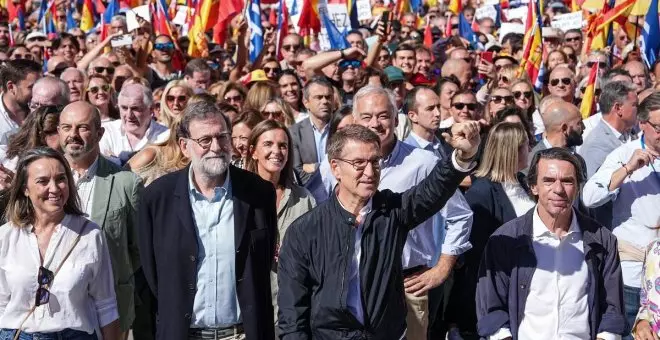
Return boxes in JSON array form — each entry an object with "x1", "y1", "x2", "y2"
[
  {"x1": 356, "y1": 0, "x2": 372, "y2": 21},
  {"x1": 551, "y1": 12, "x2": 584, "y2": 32},
  {"x1": 498, "y1": 22, "x2": 525, "y2": 43},
  {"x1": 475, "y1": 5, "x2": 497, "y2": 21},
  {"x1": 506, "y1": 6, "x2": 528, "y2": 24},
  {"x1": 318, "y1": 1, "x2": 351, "y2": 50}
]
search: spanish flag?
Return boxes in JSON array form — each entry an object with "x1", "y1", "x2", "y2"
[
  {"x1": 517, "y1": 1, "x2": 543, "y2": 85},
  {"x1": 588, "y1": 0, "x2": 636, "y2": 50},
  {"x1": 448, "y1": 0, "x2": 462, "y2": 15},
  {"x1": 80, "y1": 0, "x2": 96, "y2": 32},
  {"x1": 580, "y1": 61, "x2": 599, "y2": 119},
  {"x1": 187, "y1": 0, "x2": 220, "y2": 57}
]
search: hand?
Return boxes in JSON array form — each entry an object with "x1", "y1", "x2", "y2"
[
  {"x1": 237, "y1": 17, "x2": 248, "y2": 36},
  {"x1": 403, "y1": 267, "x2": 448, "y2": 296},
  {"x1": 635, "y1": 320, "x2": 659, "y2": 340},
  {"x1": 626, "y1": 149, "x2": 659, "y2": 173},
  {"x1": 375, "y1": 19, "x2": 386, "y2": 41},
  {"x1": 302, "y1": 163, "x2": 317, "y2": 173},
  {"x1": 0, "y1": 164, "x2": 14, "y2": 191},
  {"x1": 477, "y1": 59, "x2": 495, "y2": 79},
  {"x1": 341, "y1": 47, "x2": 367, "y2": 60},
  {"x1": 103, "y1": 32, "x2": 124, "y2": 46},
  {"x1": 443, "y1": 120, "x2": 484, "y2": 161}
]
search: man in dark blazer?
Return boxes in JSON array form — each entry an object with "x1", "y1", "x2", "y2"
[
  {"x1": 290, "y1": 77, "x2": 334, "y2": 185},
  {"x1": 138, "y1": 101, "x2": 277, "y2": 340}
]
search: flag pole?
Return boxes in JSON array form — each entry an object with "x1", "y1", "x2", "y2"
[{"x1": 633, "y1": 19, "x2": 638, "y2": 49}]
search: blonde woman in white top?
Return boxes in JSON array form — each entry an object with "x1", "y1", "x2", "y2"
[{"x1": 0, "y1": 148, "x2": 119, "y2": 340}]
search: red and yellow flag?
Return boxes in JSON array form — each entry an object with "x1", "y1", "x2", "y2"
[
  {"x1": 188, "y1": 0, "x2": 220, "y2": 57},
  {"x1": 517, "y1": 2, "x2": 542, "y2": 84},
  {"x1": 448, "y1": 0, "x2": 462, "y2": 15},
  {"x1": 588, "y1": 0, "x2": 636, "y2": 50},
  {"x1": 580, "y1": 61, "x2": 599, "y2": 119},
  {"x1": 80, "y1": 0, "x2": 96, "y2": 32}
]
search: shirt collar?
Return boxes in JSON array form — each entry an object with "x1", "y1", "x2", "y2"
[
  {"x1": 309, "y1": 118, "x2": 328, "y2": 134},
  {"x1": 382, "y1": 140, "x2": 402, "y2": 168},
  {"x1": 121, "y1": 120, "x2": 153, "y2": 139},
  {"x1": 188, "y1": 166, "x2": 232, "y2": 202},
  {"x1": 72, "y1": 156, "x2": 100, "y2": 183},
  {"x1": 409, "y1": 131, "x2": 440, "y2": 150},
  {"x1": 601, "y1": 119, "x2": 623, "y2": 139},
  {"x1": 337, "y1": 196, "x2": 373, "y2": 223},
  {"x1": 532, "y1": 205, "x2": 580, "y2": 239}
]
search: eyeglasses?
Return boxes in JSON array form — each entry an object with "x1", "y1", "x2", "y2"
[
  {"x1": 12, "y1": 53, "x2": 33, "y2": 60},
  {"x1": 452, "y1": 102, "x2": 477, "y2": 110},
  {"x1": 187, "y1": 132, "x2": 231, "y2": 149},
  {"x1": 282, "y1": 44, "x2": 301, "y2": 51},
  {"x1": 490, "y1": 95, "x2": 514, "y2": 104},
  {"x1": 224, "y1": 95, "x2": 242, "y2": 103},
  {"x1": 565, "y1": 36, "x2": 581, "y2": 42},
  {"x1": 35, "y1": 266, "x2": 54, "y2": 307},
  {"x1": 154, "y1": 42, "x2": 175, "y2": 51},
  {"x1": 644, "y1": 120, "x2": 660, "y2": 134},
  {"x1": 513, "y1": 91, "x2": 533, "y2": 99},
  {"x1": 580, "y1": 88, "x2": 602, "y2": 96},
  {"x1": 498, "y1": 76, "x2": 510, "y2": 83},
  {"x1": 586, "y1": 61, "x2": 607, "y2": 69},
  {"x1": 335, "y1": 157, "x2": 382, "y2": 172},
  {"x1": 339, "y1": 60, "x2": 362, "y2": 69},
  {"x1": 263, "y1": 67, "x2": 281, "y2": 74},
  {"x1": 262, "y1": 110, "x2": 283, "y2": 119},
  {"x1": 93, "y1": 66, "x2": 115, "y2": 75},
  {"x1": 88, "y1": 84, "x2": 111, "y2": 94},
  {"x1": 550, "y1": 77, "x2": 572, "y2": 86},
  {"x1": 166, "y1": 95, "x2": 188, "y2": 103}
]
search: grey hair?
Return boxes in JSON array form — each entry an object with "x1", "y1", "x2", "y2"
[
  {"x1": 352, "y1": 85, "x2": 398, "y2": 119},
  {"x1": 302, "y1": 77, "x2": 334, "y2": 101},
  {"x1": 588, "y1": 50, "x2": 609, "y2": 67},
  {"x1": 599, "y1": 81, "x2": 637, "y2": 115},
  {"x1": 111, "y1": 15, "x2": 127, "y2": 26},
  {"x1": 119, "y1": 83, "x2": 153, "y2": 109},
  {"x1": 638, "y1": 91, "x2": 660, "y2": 122},
  {"x1": 60, "y1": 67, "x2": 86, "y2": 84},
  {"x1": 34, "y1": 76, "x2": 70, "y2": 105},
  {"x1": 327, "y1": 124, "x2": 381, "y2": 161},
  {"x1": 177, "y1": 101, "x2": 232, "y2": 138}
]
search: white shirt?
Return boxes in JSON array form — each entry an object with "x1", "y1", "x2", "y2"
[
  {"x1": 0, "y1": 214, "x2": 118, "y2": 334},
  {"x1": 73, "y1": 157, "x2": 99, "y2": 218},
  {"x1": 501, "y1": 182, "x2": 535, "y2": 217},
  {"x1": 0, "y1": 145, "x2": 17, "y2": 171},
  {"x1": 582, "y1": 138, "x2": 660, "y2": 288},
  {"x1": 581, "y1": 112, "x2": 602, "y2": 142},
  {"x1": 99, "y1": 120, "x2": 169, "y2": 165},
  {"x1": 0, "y1": 93, "x2": 19, "y2": 146},
  {"x1": 491, "y1": 208, "x2": 619, "y2": 340},
  {"x1": 532, "y1": 109, "x2": 545, "y2": 137}
]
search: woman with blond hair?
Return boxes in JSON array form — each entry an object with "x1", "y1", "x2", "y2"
[
  {"x1": 157, "y1": 80, "x2": 193, "y2": 127},
  {"x1": 84, "y1": 74, "x2": 119, "y2": 124},
  {"x1": 244, "y1": 81, "x2": 278, "y2": 111},
  {"x1": 259, "y1": 97, "x2": 295, "y2": 127},
  {"x1": 445, "y1": 122, "x2": 534, "y2": 338}
]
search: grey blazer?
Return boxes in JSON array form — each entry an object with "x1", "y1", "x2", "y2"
[
  {"x1": 290, "y1": 118, "x2": 320, "y2": 185},
  {"x1": 579, "y1": 120, "x2": 623, "y2": 179}
]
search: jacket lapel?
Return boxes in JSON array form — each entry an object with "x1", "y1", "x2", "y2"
[
  {"x1": 174, "y1": 166, "x2": 197, "y2": 237},
  {"x1": 302, "y1": 119, "x2": 318, "y2": 162},
  {"x1": 230, "y1": 166, "x2": 249, "y2": 252},
  {"x1": 91, "y1": 157, "x2": 115, "y2": 227}
]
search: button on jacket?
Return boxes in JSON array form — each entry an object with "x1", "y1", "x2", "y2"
[{"x1": 277, "y1": 155, "x2": 469, "y2": 339}]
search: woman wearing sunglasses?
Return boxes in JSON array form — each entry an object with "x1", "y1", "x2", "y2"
[
  {"x1": 0, "y1": 147, "x2": 120, "y2": 340},
  {"x1": 157, "y1": 80, "x2": 193, "y2": 128},
  {"x1": 84, "y1": 75, "x2": 119, "y2": 125},
  {"x1": 8, "y1": 45, "x2": 34, "y2": 62},
  {"x1": 259, "y1": 97, "x2": 295, "y2": 127},
  {"x1": 262, "y1": 59, "x2": 282, "y2": 81},
  {"x1": 219, "y1": 81, "x2": 248, "y2": 111},
  {"x1": 486, "y1": 87, "x2": 514, "y2": 123},
  {"x1": 510, "y1": 79, "x2": 537, "y2": 124}
]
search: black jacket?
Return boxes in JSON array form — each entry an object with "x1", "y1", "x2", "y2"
[
  {"x1": 138, "y1": 166, "x2": 277, "y2": 340},
  {"x1": 277, "y1": 157, "x2": 468, "y2": 339}
]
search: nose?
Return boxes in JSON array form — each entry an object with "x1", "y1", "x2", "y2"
[
  {"x1": 362, "y1": 162, "x2": 377, "y2": 178},
  {"x1": 48, "y1": 179, "x2": 61, "y2": 193},
  {"x1": 367, "y1": 115, "x2": 380, "y2": 129}
]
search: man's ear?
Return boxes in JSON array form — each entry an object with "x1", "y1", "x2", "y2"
[
  {"x1": 407, "y1": 110, "x2": 418, "y2": 124},
  {"x1": 330, "y1": 159, "x2": 342, "y2": 183},
  {"x1": 530, "y1": 183, "x2": 539, "y2": 197},
  {"x1": 178, "y1": 138, "x2": 190, "y2": 158}
]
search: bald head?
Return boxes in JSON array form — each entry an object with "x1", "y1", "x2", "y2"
[
  {"x1": 59, "y1": 101, "x2": 104, "y2": 160},
  {"x1": 31, "y1": 76, "x2": 70, "y2": 109},
  {"x1": 442, "y1": 59, "x2": 471, "y2": 87},
  {"x1": 543, "y1": 101, "x2": 580, "y2": 132},
  {"x1": 623, "y1": 60, "x2": 648, "y2": 92}
]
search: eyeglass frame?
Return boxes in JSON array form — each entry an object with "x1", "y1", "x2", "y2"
[
  {"x1": 186, "y1": 132, "x2": 232, "y2": 150},
  {"x1": 334, "y1": 157, "x2": 382, "y2": 172}
]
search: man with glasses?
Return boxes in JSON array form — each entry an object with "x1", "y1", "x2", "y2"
[
  {"x1": 548, "y1": 66, "x2": 577, "y2": 103},
  {"x1": 0, "y1": 59, "x2": 42, "y2": 145},
  {"x1": 563, "y1": 29, "x2": 583, "y2": 53},
  {"x1": 583, "y1": 92, "x2": 660, "y2": 340},
  {"x1": 139, "y1": 101, "x2": 277, "y2": 340},
  {"x1": 88, "y1": 57, "x2": 116, "y2": 78},
  {"x1": 100, "y1": 84, "x2": 169, "y2": 165},
  {"x1": 148, "y1": 35, "x2": 179, "y2": 90},
  {"x1": 449, "y1": 90, "x2": 479, "y2": 126},
  {"x1": 280, "y1": 34, "x2": 303, "y2": 70},
  {"x1": 29, "y1": 77, "x2": 70, "y2": 113},
  {"x1": 278, "y1": 87, "x2": 481, "y2": 338},
  {"x1": 581, "y1": 50, "x2": 609, "y2": 78}
]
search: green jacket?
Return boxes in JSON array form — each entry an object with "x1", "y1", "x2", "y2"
[{"x1": 90, "y1": 156, "x2": 143, "y2": 331}]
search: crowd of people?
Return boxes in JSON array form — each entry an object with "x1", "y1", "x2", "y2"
[{"x1": 0, "y1": 0, "x2": 657, "y2": 339}]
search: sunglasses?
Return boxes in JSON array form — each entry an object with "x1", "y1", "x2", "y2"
[
  {"x1": 586, "y1": 61, "x2": 607, "y2": 69},
  {"x1": 93, "y1": 66, "x2": 115, "y2": 75},
  {"x1": 513, "y1": 91, "x2": 533, "y2": 99},
  {"x1": 452, "y1": 102, "x2": 477, "y2": 110},
  {"x1": 580, "y1": 88, "x2": 602, "y2": 96},
  {"x1": 154, "y1": 42, "x2": 175, "y2": 51},
  {"x1": 339, "y1": 60, "x2": 362, "y2": 69},
  {"x1": 224, "y1": 95, "x2": 242, "y2": 103},
  {"x1": 35, "y1": 266, "x2": 54, "y2": 307},
  {"x1": 550, "y1": 77, "x2": 572, "y2": 86},
  {"x1": 498, "y1": 76, "x2": 510, "y2": 83},
  {"x1": 565, "y1": 37, "x2": 580, "y2": 42},
  {"x1": 263, "y1": 67, "x2": 281, "y2": 74},
  {"x1": 262, "y1": 110, "x2": 283, "y2": 118},
  {"x1": 88, "y1": 84, "x2": 111, "y2": 94},
  {"x1": 283, "y1": 44, "x2": 301, "y2": 51},
  {"x1": 166, "y1": 95, "x2": 188, "y2": 103},
  {"x1": 490, "y1": 95, "x2": 514, "y2": 104}
]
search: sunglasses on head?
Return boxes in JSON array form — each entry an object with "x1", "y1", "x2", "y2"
[
  {"x1": 513, "y1": 91, "x2": 533, "y2": 99},
  {"x1": 88, "y1": 84, "x2": 111, "y2": 94},
  {"x1": 154, "y1": 42, "x2": 175, "y2": 51},
  {"x1": 586, "y1": 61, "x2": 607, "y2": 69},
  {"x1": 580, "y1": 88, "x2": 602, "y2": 96},
  {"x1": 35, "y1": 266, "x2": 54, "y2": 307},
  {"x1": 166, "y1": 95, "x2": 187, "y2": 103},
  {"x1": 550, "y1": 77, "x2": 572, "y2": 86},
  {"x1": 452, "y1": 102, "x2": 477, "y2": 110},
  {"x1": 93, "y1": 66, "x2": 115, "y2": 75},
  {"x1": 339, "y1": 60, "x2": 362, "y2": 69},
  {"x1": 490, "y1": 95, "x2": 514, "y2": 104}
]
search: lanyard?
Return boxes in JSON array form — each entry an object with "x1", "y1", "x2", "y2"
[{"x1": 641, "y1": 135, "x2": 660, "y2": 182}]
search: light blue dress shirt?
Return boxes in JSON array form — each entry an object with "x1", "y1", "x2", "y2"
[
  {"x1": 311, "y1": 120, "x2": 328, "y2": 164},
  {"x1": 188, "y1": 169, "x2": 241, "y2": 328}
]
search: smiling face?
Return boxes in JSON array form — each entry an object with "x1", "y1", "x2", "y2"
[
  {"x1": 394, "y1": 50, "x2": 416, "y2": 75},
  {"x1": 511, "y1": 82, "x2": 533, "y2": 110},
  {"x1": 451, "y1": 92, "x2": 477, "y2": 123},
  {"x1": 24, "y1": 157, "x2": 70, "y2": 217},
  {"x1": 165, "y1": 86, "x2": 189, "y2": 115},
  {"x1": 87, "y1": 77, "x2": 110, "y2": 107},
  {"x1": 58, "y1": 104, "x2": 103, "y2": 160},
  {"x1": 278, "y1": 74, "x2": 300, "y2": 107},
  {"x1": 415, "y1": 50, "x2": 432, "y2": 77},
  {"x1": 252, "y1": 128, "x2": 289, "y2": 177},
  {"x1": 180, "y1": 116, "x2": 232, "y2": 178},
  {"x1": 118, "y1": 90, "x2": 151, "y2": 136},
  {"x1": 354, "y1": 92, "x2": 396, "y2": 151},
  {"x1": 232, "y1": 122, "x2": 251, "y2": 159},
  {"x1": 331, "y1": 139, "x2": 381, "y2": 201},
  {"x1": 531, "y1": 158, "x2": 578, "y2": 218}
]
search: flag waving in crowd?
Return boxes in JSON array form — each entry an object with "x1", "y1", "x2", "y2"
[{"x1": 0, "y1": 0, "x2": 658, "y2": 339}]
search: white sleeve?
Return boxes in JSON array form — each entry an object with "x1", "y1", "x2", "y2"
[
  {"x1": 582, "y1": 147, "x2": 630, "y2": 208},
  {"x1": 89, "y1": 229, "x2": 119, "y2": 327}
]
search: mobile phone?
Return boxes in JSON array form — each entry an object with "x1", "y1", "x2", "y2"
[
  {"x1": 479, "y1": 51, "x2": 494, "y2": 80},
  {"x1": 381, "y1": 11, "x2": 390, "y2": 36},
  {"x1": 111, "y1": 34, "x2": 133, "y2": 48}
]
